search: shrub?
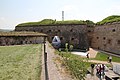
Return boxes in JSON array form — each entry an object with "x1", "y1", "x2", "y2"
[{"x1": 56, "y1": 51, "x2": 90, "y2": 80}]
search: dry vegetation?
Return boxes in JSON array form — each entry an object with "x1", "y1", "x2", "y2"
[
  {"x1": 0, "y1": 44, "x2": 42, "y2": 80},
  {"x1": 0, "y1": 31, "x2": 47, "y2": 37}
]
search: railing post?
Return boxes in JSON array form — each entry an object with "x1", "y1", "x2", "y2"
[
  {"x1": 43, "y1": 37, "x2": 49, "y2": 80},
  {"x1": 44, "y1": 37, "x2": 46, "y2": 54}
]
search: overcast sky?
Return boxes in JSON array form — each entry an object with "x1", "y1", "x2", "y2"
[{"x1": 0, "y1": 0, "x2": 120, "y2": 29}]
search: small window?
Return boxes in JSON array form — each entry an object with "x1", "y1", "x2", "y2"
[
  {"x1": 58, "y1": 30, "x2": 61, "y2": 32},
  {"x1": 41, "y1": 29, "x2": 43, "y2": 32},
  {"x1": 60, "y1": 37, "x2": 63, "y2": 40},
  {"x1": 108, "y1": 39, "x2": 111, "y2": 44},
  {"x1": 104, "y1": 44, "x2": 106, "y2": 47},
  {"x1": 96, "y1": 37, "x2": 99, "y2": 39},
  {"x1": 70, "y1": 29, "x2": 73, "y2": 32},
  {"x1": 48, "y1": 30, "x2": 52, "y2": 32},
  {"x1": 30, "y1": 41, "x2": 32, "y2": 43},
  {"x1": 117, "y1": 40, "x2": 120, "y2": 45},
  {"x1": 47, "y1": 30, "x2": 51, "y2": 32},
  {"x1": 20, "y1": 41, "x2": 23, "y2": 44},
  {"x1": 98, "y1": 47, "x2": 99, "y2": 49},
  {"x1": 71, "y1": 38, "x2": 74, "y2": 41},
  {"x1": 112, "y1": 29, "x2": 115, "y2": 32},
  {"x1": 25, "y1": 41, "x2": 27, "y2": 44},
  {"x1": 88, "y1": 30, "x2": 91, "y2": 32},
  {"x1": 103, "y1": 37, "x2": 106, "y2": 40}
]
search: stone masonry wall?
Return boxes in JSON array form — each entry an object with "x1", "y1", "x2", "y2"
[
  {"x1": 91, "y1": 22, "x2": 120, "y2": 54},
  {"x1": 15, "y1": 22, "x2": 120, "y2": 54},
  {"x1": 15, "y1": 24, "x2": 89, "y2": 50},
  {"x1": 0, "y1": 36, "x2": 44, "y2": 46}
]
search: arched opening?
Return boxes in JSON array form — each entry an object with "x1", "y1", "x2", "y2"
[{"x1": 52, "y1": 36, "x2": 61, "y2": 49}]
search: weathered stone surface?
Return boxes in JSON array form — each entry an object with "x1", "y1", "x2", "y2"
[
  {"x1": 14, "y1": 22, "x2": 120, "y2": 54},
  {"x1": 15, "y1": 24, "x2": 89, "y2": 50},
  {"x1": 0, "y1": 36, "x2": 44, "y2": 46},
  {"x1": 113, "y1": 63, "x2": 120, "y2": 75},
  {"x1": 0, "y1": 32, "x2": 47, "y2": 46},
  {"x1": 91, "y1": 22, "x2": 120, "y2": 54}
]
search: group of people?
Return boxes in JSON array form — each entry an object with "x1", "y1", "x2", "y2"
[
  {"x1": 95, "y1": 64, "x2": 105, "y2": 79},
  {"x1": 90, "y1": 63, "x2": 106, "y2": 79}
]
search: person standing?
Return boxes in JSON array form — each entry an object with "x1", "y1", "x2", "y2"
[
  {"x1": 91, "y1": 64, "x2": 95, "y2": 76},
  {"x1": 95, "y1": 64, "x2": 99, "y2": 74},
  {"x1": 109, "y1": 56, "x2": 112, "y2": 63},
  {"x1": 107, "y1": 56, "x2": 109, "y2": 62},
  {"x1": 86, "y1": 52, "x2": 89, "y2": 59},
  {"x1": 101, "y1": 64, "x2": 105, "y2": 79},
  {"x1": 99, "y1": 64, "x2": 102, "y2": 79}
]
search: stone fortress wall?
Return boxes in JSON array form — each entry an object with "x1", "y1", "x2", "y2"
[
  {"x1": 0, "y1": 36, "x2": 43, "y2": 46},
  {"x1": 0, "y1": 32, "x2": 46, "y2": 46},
  {"x1": 1, "y1": 21, "x2": 119, "y2": 54},
  {"x1": 91, "y1": 22, "x2": 120, "y2": 54},
  {"x1": 15, "y1": 24, "x2": 90, "y2": 50}
]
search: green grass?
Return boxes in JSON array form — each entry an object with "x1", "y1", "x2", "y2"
[
  {"x1": 0, "y1": 44, "x2": 42, "y2": 80},
  {"x1": 93, "y1": 52, "x2": 120, "y2": 63},
  {"x1": 17, "y1": 19, "x2": 95, "y2": 26},
  {"x1": 96, "y1": 15, "x2": 120, "y2": 25},
  {"x1": 17, "y1": 15, "x2": 120, "y2": 26},
  {"x1": 56, "y1": 51, "x2": 92, "y2": 80}
]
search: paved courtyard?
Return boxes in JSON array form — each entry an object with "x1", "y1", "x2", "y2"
[{"x1": 71, "y1": 48, "x2": 98, "y2": 58}]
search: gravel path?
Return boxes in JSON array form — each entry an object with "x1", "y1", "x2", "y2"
[{"x1": 41, "y1": 42, "x2": 73, "y2": 80}]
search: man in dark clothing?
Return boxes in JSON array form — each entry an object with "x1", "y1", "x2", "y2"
[
  {"x1": 109, "y1": 56, "x2": 112, "y2": 63},
  {"x1": 91, "y1": 64, "x2": 95, "y2": 76},
  {"x1": 86, "y1": 52, "x2": 89, "y2": 58}
]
